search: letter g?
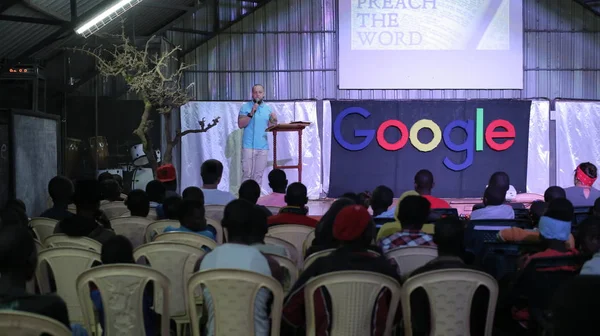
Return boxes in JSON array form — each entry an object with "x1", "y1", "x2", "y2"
[{"x1": 333, "y1": 107, "x2": 375, "y2": 151}]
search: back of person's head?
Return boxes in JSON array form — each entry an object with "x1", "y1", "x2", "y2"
[
  {"x1": 371, "y1": 185, "x2": 393, "y2": 211},
  {"x1": 98, "y1": 172, "x2": 114, "y2": 183},
  {"x1": 488, "y1": 171, "x2": 510, "y2": 192},
  {"x1": 157, "y1": 164, "x2": 177, "y2": 191},
  {"x1": 483, "y1": 186, "x2": 506, "y2": 206},
  {"x1": 112, "y1": 174, "x2": 123, "y2": 191},
  {"x1": 0, "y1": 225, "x2": 36, "y2": 281},
  {"x1": 545, "y1": 198, "x2": 574, "y2": 222},
  {"x1": 314, "y1": 197, "x2": 356, "y2": 245},
  {"x1": 163, "y1": 196, "x2": 183, "y2": 220},
  {"x1": 145, "y1": 180, "x2": 166, "y2": 203},
  {"x1": 74, "y1": 179, "x2": 102, "y2": 212},
  {"x1": 0, "y1": 206, "x2": 28, "y2": 228},
  {"x1": 200, "y1": 159, "x2": 224, "y2": 185},
  {"x1": 577, "y1": 162, "x2": 598, "y2": 180},
  {"x1": 594, "y1": 197, "x2": 600, "y2": 216},
  {"x1": 577, "y1": 216, "x2": 600, "y2": 254},
  {"x1": 285, "y1": 182, "x2": 308, "y2": 207},
  {"x1": 433, "y1": 217, "x2": 464, "y2": 255},
  {"x1": 101, "y1": 179, "x2": 121, "y2": 201},
  {"x1": 101, "y1": 235, "x2": 135, "y2": 264},
  {"x1": 178, "y1": 200, "x2": 206, "y2": 231},
  {"x1": 397, "y1": 195, "x2": 431, "y2": 230},
  {"x1": 182, "y1": 187, "x2": 204, "y2": 203},
  {"x1": 551, "y1": 275, "x2": 600, "y2": 336},
  {"x1": 529, "y1": 200, "x2": 547, "y2": 225},
  {"x1": 341, "y1": 192, "x2": 360, "y2": 204},
  {"x1": 48, "y1": 176, "x2": 74, "y2": 204},
  {"x1": 539, "y1": 198, "x2": 574, "y2": 242},
  {"x1": 544, "y1": 186, "x2": 566, "y2": 203},
  {"x1": 239, "y1": 180, "x2": 261, "y2": 204},
  {"x1": 414, "y1": 169, "x2": 435, "y2": 192},
  {"x1": 125, "y1": 189, "x2": 150, "y2": 217},
  {"x1": 222, "y1": 199, "x2": 268, "y2": 243},
  {"x1": 5, "y1": 199, "x2": 26, "y2": 215},
  {"x1": 268, "y1": 169, "x2": 288, "y2": 193},
  {"x1": 332, "y1": 205, "x2": 375, "y2": 247}
]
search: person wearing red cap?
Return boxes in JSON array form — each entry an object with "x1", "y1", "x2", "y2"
[
  {"x1": 282, "y1": 205, "x2": 401, "y2": 335},
  {"x1": 156, "y1": 164, "x2": 178, "y2": 198}
]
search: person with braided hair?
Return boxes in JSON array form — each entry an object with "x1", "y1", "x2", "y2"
[{"x1": 565, "y1": 162, "x2": 600, "y2": 206}]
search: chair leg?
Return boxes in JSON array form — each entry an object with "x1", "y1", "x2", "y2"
[{"x1": 176, "y1": 322, "x2": 182, "y2": 336}]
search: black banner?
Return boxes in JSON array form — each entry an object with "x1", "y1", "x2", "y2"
[{"x1": 329, "y1": 100, "x2": 531, "y2": 198}]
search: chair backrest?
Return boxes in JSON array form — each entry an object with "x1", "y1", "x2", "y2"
[
  {"x1": 67, "y1": 204, "x2": 77, "y2": 214},
  {"x1": 144, "y1": 220, "x2": 180, "y2": 243},
  {"x1": 304, "y1": 271, "x2": 402, "y2": 336},
  {"x1": 428, "y1": 208, "x2": 459, "y2": 221},
  {"x1": 134, "y1": 242, "x2": 206, "y2": 317},
  {"x1": 401, "y1": 269, "x2": 499, "y2": 336},
  {"x1": 29, "y1": 218, "x2": 59, "y2": 242},
  {"x1": 111, "y1": 217, "x2": 153, "y2": 249},
  {"x1": 44, "y1": 234, "x2": 102, "y2": 252},
  {"x1": 384, "y1": 246, "x2": 438, "y2": 278},
  {"x1": 187, "y1": 269, "x2": 284, "y2": 336},
  {"x1": 154, "y1": 232, "x2": 218, "y2": 250},
  {"x1": 266, "y1": 206, "x2": 281, "y2": 214},
  {"x1": 100, "y1": 202, "x2": 129, "y2": 219},
  {"x1": 302, "y1": 229, "x2": 316, "y2": 256},
  {"x1": 264, "y1": 236, "x2": 299, "y2": 265},
  {"x1": 204, "y1": 205, "x2": 225, "y2": 223},
  {"x1": 303, "y1": 248, "x2": 336, "y2": 269},
  {"x1": 206, "y1": 217, "x2": 224, "y2": 244},
  {"x1": 77, "y1": 264, "x2": 170, "y2": 336},
  {"x1": 0, "y1": 311, "x2": 71, "y2": 336},
  {"x1": 36, "y1": 247, "x2": 101, "y2": 324},
  {"x1": 263, "y1": 253, "x2": 298, "y2": 293},
  {"x1": 513, "y1": 208, "x2": 531, "y2": 221},
  {"x1": 267, "y1": 224, "x2": 314, "y2": 266},
  {"x1": 27, "y1": 239, "x2": 47, "y2": 294}
]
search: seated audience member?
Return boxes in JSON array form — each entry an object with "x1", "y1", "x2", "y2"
[
  {"x1": 545, "y1": 186, "x2": 567, "y2": 203},
  {"x1": 239, "y1": 180, "x2": 272, "y2": 217},
  {"x1": 470, "y1": 186, "x2": 515, "y2": 220},
  {"x1": 268, "y1": 182, "x2": 318, "y2": 228},
  {"x1": 371, "y1": 185, "x2": 394, "y2": 218},
  {"x1": 550, "y1": 276, "x2": 600, "y2": 336},
  {"x1": 257, "y1": 169, "x2": 288, "y2": 207},
  {"x1": 157, "y1": 164, "x2": 178, "y2": 198},
  {"x1": 564, "y1": 162, "x2": 600, "y2": 206},
  {"x1": 472, "y1": 172, "x2": 525, "y2": 211},
  {"x1": 182, "y1": 187, "x2": 204, "y2": 203},
  {"x1": 594, "y1": 197, "x2": 600, "y2": 216},
  {"x1": 146, "y1": 180, "x2": 166, "y2": 209},
  {"x1": 414, "y1": 169, "x2": 451, "y2": 209},
  {"x1": 578, "y1": 216, "x2": 600, "y2": 274},
  {"x1": 376, "y1": 190, "x2": 421, "y2": 240},
  {"x1": 378, "y1": 195, "x2": 434, "y2": 253},
  {"x1": 199, "y1": 202, "x2": 283, "y2": 336},
  {"x1": 125, "y1": 189, "x2": 150, "y2": 218},
  {"x1": 160, "y1": 196, "x2": 182, "y2": 220},
  {"x1": 97, "y1": 172, "x2": 114, "y2": 183},
  {"x1": 0, "y1": 225, "x2": 71, "y2": 330},
  {"x1": 5, "y1": 199, "x2": 27, "y2": 218},
  {"x1": 341, "y1": 192, "x2": 370, "y2": 208},
  {"x1": 112, "y1": 174, "x2": 126, "y2": 197},
  {"x1": 54, "y1": 180, "x2": 115, "y2": 245},
  {"x1": 282, "y1": 205, "x2": 400, "y2": 335},
  {"x1": 91, "y1": 235, "x2": 156, "y2": 335},
  {"x1": 101, "y1": 179, "x2": 124, "y2": 202},
  {"x1": 40, "y1": 176, "x2": 75, "y2": 220},
  {"x1": 200, "y1": 159, "x2": 235, "y2": 205},
  {"x1": 164, "y1": 200, "x2": 215, "y2": 241},
  {"x1": 306, "y1": 197, "x2": 356, "y2": 257}
]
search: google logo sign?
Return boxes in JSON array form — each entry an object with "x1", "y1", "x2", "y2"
[{"x1": 333, "y1": 107, "x2": 516, "y2": 171}]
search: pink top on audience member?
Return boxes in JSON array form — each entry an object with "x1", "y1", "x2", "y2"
[{"x1": 257, "y1": 193, "x2": 286, "y2": 207}]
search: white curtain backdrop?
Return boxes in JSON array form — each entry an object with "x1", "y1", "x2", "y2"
[
  {"x1": 180, "y1": 101, "x2": 322, "y2": 199},
  {"x1": 555, "y1": 101, "x2": 600, "y2": 190}
]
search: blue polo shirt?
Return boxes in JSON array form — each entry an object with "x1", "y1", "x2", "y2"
[{"x1": 240, "y1": 101, "x2": 272, "y2": 150}]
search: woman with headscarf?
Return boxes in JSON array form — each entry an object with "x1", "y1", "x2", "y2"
[{"x1": 564, "y1": 162, "x2": 600, "y2": 206}]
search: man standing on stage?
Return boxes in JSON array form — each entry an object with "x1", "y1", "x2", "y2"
[{"x1": 238, "y1": 84, "x2": 278, "y2": 185}]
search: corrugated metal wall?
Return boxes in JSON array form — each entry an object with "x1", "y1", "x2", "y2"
[{"x1": 172, "y1": 0, "x2": 600, "y2": 101}]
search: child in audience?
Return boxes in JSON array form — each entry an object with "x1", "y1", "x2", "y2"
[
  {"x1": 378, "y1": 195, "x2": 434, "y2": 253},
  {"x1": 239, "y1": 180, "x2": 272, "y2": 217},
  {"x1": 578, "y1": 216, "x2": 600, "y2": 274},
  {"x1": 125, "y1": 189, "x2": 150, "y2": 218},
  {"x1": 91, "y1": 235, "x2": 156, "y2": 336},
  {"x1": 257, "y1": 169, "x2": 288, "y2": 207},
  {"x1": 268, "y1": 182, "x2": 317, "y2": 228},
  {"x1": 370, "y1": 185, "x2": 394, "y2": 218},
  {"x1": 182, "y1": 187, "x2": 204, "y2": 203},
  {"x1": 470, "y1": 186, "x2": 515, "y2": 220},
  {"x1": 306, "y1": 197, "x2": 356, "y2": 257},
  {"x1": 282, "y1": 205, "x2": 400, "y2": 335},
  {"x1": 564, "y1": 162, "x2": 600, "y2": 206},
  {"x1": 40, "y1": 176, "x2": 74, "y2": 220},
  {"x1": 200, "y1": 159, "x2": 235, "y2": 205},
  {"x1": 163, "y1": 200, "x2": 216, "y2": 241}
]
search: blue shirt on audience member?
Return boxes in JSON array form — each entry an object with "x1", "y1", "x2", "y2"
[
  {"x1": 239, "y1": 101, "x2": 272, "y2": 150},
  {"x1": 163, "y1": 225, "x2": 216, "y2": 241}
]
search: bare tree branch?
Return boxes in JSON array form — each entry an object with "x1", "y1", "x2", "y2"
[{"x1": 172, "y1": 117, "x2": 221, "y2": 143}]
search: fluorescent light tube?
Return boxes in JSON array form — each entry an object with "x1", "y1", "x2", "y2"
[{"x1": 76, "y1": 0, "x2": 143, "y2": 37}]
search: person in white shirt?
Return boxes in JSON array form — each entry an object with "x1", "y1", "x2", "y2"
[
  {"x1": 470, "y1": 186, "x2": 515, "y2": 220},
  {"x1": 200, "y1": 159, "x2": 235, "y2": 205}
]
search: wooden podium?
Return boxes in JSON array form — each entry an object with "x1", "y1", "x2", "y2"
[{"x1": 266, "y1": 122, "x2": 311, "y2": 182}]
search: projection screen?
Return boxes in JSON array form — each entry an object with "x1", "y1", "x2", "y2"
[{"x1": 338, "y1": 0, "x2": 524, "y2": 89}]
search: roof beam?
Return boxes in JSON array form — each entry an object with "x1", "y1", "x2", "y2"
[
  {"x1": 168, "y1": 27, "x2": 211, "y2": 35},
  {"x1": 0, "y1": 0, "x2": 21, "y2": 14},
  {"x1": 139, "y1": 0, "x2": 196, "y2": 11},
  {"x1": 0, "y1": 14, "x2": 65, "y2": 25}
]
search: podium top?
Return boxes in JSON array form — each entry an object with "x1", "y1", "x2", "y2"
[{"x1": 266, "y1": 122, "x2": 311, "y2": 132}]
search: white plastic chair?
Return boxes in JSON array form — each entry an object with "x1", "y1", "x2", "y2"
[
  {"x1": 29, "y1": 218, "x2": 59, "y2": 243},
  {"x1": 401, "y1": 269, "x2": 499, "y2": 336},
  {"x1": 44, "y1": 234, "x2": 102, "y2": 253},
  {"x1": 36, "y1": 247, "x2": 101, "y2": 324},
  {"x1": 304, "y1": 271, "x2": 402, "y2": 336},
  {"x1": 264, "y1": 236, "x2": 299, "y2": 266},
  {"x1": 26, "y1": 239, "x2": 47, "y2": 294},
  {"x1": 206, "y1": 217, "x2": 224, "y2": 243},
  {"x1": 100, "y1": 202, "x2": 129, "y2": 219},
  {"x1": 111, "y1": 216, "x2": 153, "y2": 249},
  {"x1": 154, "y1": 232, "x2": 218, "y2": 250},
  {"x1": 302, "y1": 229, "x2": 316, "y2": 256},
  {"x1": 263, "y1": 253, "x2": 298, "y2": 293},
  {"x1": 67, "y1": 204, "x2": 77, "y2": 214},
  {"x1": 384, "y1": 246, "x2": 438, "y2": 279},
  {"x1": 187, "y1": 269, "x2": 284, "y2": 336},
  {"x1": 134, "y1": 242, "x2": 206, "y2": 336},
  {"x1": 77, "y1": 264, "x2": 171, "y2": 336},
  {"x1": 144, "y1": 220, "x2": 180, "y2": 243},
  {"x1": 0, "y1": 311, "x2": 71, "y2": 336},
  {"x1": 204, "y1": 205, "x2": 225, "y2": 223},
  {"x1": 303, "y1": 248, "x2": 336, "y2": 270},
  {"x1": 266, "y1": 206, "x2": 281, "y2": 214},
  {"x1": 267, "y1": 225, "x2": 314, "y2": 267}
]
